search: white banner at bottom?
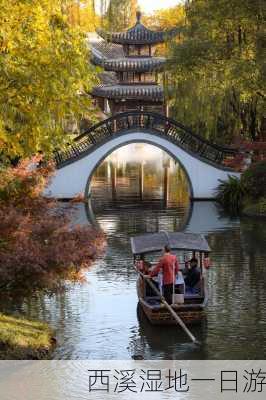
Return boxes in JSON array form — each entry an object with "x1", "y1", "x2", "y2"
[{"x1": 0, "y1": 361, "x2": 265, "y2": 400}]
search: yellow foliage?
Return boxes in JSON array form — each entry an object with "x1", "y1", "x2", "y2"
[
  {"x1": 0, "y1": 0, "x2": 99, "y2": 159},
  {"x1": 143, "y1": 5, "x2": 185, "y2": 30},
  {"x1": 67, "y1": 0, "x2": 100, "y2": 31}
]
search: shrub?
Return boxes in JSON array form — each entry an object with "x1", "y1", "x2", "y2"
[
  {"x1": 243, "y1": 197, "x2": 266, "y2": 217},
  {"x1": 216, "y1": 175, "x2": 247, "y2": 213},
  {"x1": 0, "y1": 158, "x2": 105, "y2": 296},
  {"x1": 241, "y1": 161, "x2": 266, "y2": 200}
]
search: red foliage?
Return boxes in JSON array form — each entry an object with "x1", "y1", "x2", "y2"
[
  {"x1": 70, "y1": 193, "x2": 86, "y2": 203},
  {"x1": 0, "y1": 158, "x2": 105, "y2": 295}
]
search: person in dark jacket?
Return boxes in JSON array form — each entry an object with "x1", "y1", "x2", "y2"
[{"x1": 185, "y1": 257, "x2": 201, "y2": 293}]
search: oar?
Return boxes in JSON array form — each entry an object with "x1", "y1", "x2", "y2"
[{"x1": 135, "y1": 268, "x2": 199, "y2": 344}]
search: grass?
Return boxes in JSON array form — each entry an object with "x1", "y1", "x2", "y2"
[{"x1": 0, "y1": 313, "x2": 55, "y2": 359}]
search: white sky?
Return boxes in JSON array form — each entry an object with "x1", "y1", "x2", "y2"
[
  {"x1": 138, "y1": 0, "x2": 182, "y2": 13},
  {"x1": 96, "y1": 0, "x2": 182, "y2": 15}
]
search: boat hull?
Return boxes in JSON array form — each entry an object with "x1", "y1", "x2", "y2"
[
  {"x1": 137, "y1": 277, "x2": 207, "y2": 326},
  {"x1": 139, "y1": 298, "x2": 205, "y2": 326}
]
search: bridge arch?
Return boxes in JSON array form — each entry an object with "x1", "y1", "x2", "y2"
[
  {"x1": 85, "y1": 136, "x2": 194, "y2": 199},
  {"x1": 45, "y1": 123, "x2": 240, "y2": 199}
]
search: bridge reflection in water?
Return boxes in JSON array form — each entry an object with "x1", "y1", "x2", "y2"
[{"x1": 89, "y1": 142, "x2": 190, "y2": 212}]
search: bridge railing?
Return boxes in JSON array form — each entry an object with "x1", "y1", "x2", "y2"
[{"x1": 55, "y1": 111, "x2": 239, "y2": 169}]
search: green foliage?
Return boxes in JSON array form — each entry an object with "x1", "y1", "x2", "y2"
[
  {"x1": 242, "y1": 160, "x2": 266, "y2": 199},
  {"x1": 216, "y1": 161, "x2": 266, "y2": 214},
  {"x1": 105, "y1": 0, "x2": 138, "y2": 31},
  {"x1": 0, "y1": 0, "x2": 99, "y2": 160},
  {"x1": 167, "y1": 0, "x2": 266, "y2": 144},
  {"x1": 243, "y1": 197, "x2": 266, "y2": 217},
  {"x1": 216, "y1": 175, "x2": 247, "y2": 213}
]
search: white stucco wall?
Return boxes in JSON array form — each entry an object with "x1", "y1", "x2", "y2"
[{"x1": 44, "y1": 131, "x2": 241, "y2": 199}]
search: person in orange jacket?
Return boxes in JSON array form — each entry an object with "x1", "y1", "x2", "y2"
[{"x1": 149, "y1": 245, "x2": 179, "y2": 304}]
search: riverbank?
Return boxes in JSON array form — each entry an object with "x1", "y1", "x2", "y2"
[{"x1": 0, "y1": 313, "x2": 55, "y2": 359}]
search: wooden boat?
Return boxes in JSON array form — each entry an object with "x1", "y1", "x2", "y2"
[{"x1": 131, "y1": 231, "x2": 211, "y2": 326}]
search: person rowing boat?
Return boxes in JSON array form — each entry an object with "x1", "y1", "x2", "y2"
[{"x1": 149, "y1": 245, "x2": 179, "y2": 305}]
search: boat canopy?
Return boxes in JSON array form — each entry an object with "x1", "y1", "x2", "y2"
[{"x1": 130, "y1": 232, "x2": 211, "y2": 255}]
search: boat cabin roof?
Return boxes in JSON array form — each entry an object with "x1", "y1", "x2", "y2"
[{"x1": 130, "y1": 231, "x2": 211, "y2": 255}]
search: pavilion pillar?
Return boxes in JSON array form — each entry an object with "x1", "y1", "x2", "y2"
[
  {"x1": 113, "y1": 119, "x2": 117, "y2": 133},
  {"x1": 165, "y1": 102, "x2": 169, "y2": 118},
  {"x1": 109, "y1": 101, "x2": 117, "y2": 132}
]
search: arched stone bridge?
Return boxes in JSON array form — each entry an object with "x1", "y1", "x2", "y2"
[{"x1": 45, "y1": 111, "x2": 241, "y2": 199}]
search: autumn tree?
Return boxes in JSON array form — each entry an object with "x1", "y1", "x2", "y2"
[
  {"x1": 0, "y1": 158, "x2": 105, "y2": 296},
  {"x1": 143, "y1": 5, "x2": 186, "y2": 56},
  {"x1": 143, "y1": 5, "x2": 185, "y2": 31},
  {"x1": 0, "y1": 0, "x2": 99, "y2": 161},
  {"x1": 106, "y1": 0, "x2": 138, "y2": 31},
  {"x1": 66, "y1": 0, "x2": 100, "y2": 31}
]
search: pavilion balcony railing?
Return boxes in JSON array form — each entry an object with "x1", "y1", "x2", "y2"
[{"x1": 54, "y1": 111, "x2": 239, "y2": 170}]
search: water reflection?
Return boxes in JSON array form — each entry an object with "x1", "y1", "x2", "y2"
[
  {"x1": 89, "y1": 143, "x2": 190, "y2": 211},
  {"x1": 1, "y1": 143, "x2": 266, "y2": 360},
  {"x1": 128, "y1": 304, "x2": 209, "y2": 360},
  {"x1": 1, "y1": 202, "x2": 265, "y2": 359}
]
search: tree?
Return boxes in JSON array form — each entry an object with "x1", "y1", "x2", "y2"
[
  {"x1": 0, "y1": 0, "x2": 99, "y2": 161},
  {"x1": 167, "y1": 0, "x2": 265, "y2": 144},
  {"x1": 106, "y1": 0, "x2": 138, "y2": 31},
  {"x1": 66, "y1": 1, "x2": 100, "y2": 31},
  {"x1": 242, "y1": 160, "x2": 266, "y2": 199},
  {"x1": 143, "y1": 5, "x2": 185, "y2": 31},
  {"x1": 0, "y1": 157, "x2": 105, "y2": 295}
]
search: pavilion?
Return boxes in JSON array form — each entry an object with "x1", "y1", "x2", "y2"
[{"x1": 91, "y1": 12, "x2": 178, "y2": 116}]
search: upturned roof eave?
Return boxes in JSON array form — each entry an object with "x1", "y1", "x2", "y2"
[
  {"x1": 92, "y1": 84, "x2": 164, "y2": 101},
  {"x1": 96, "y1": 27, "x2": 178, "y2": 45},
  {"x1": 91, "y1": 55, "x2": 167, "y2": 72}
]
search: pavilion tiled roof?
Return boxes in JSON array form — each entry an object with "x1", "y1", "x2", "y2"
[
  {"x1": 92, "y1": 84, "x2": 164, "y2": 101},
  {"x1": 91, "y1": 41, "x2": 124, "y2": 61},
  {"x1": 97, "y1": 12, "x2": 178, "y2": 45},
  {"x1": 94, "y1": 56, "x2": 166, "y2": 72}
]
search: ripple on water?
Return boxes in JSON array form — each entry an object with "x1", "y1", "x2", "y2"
[{"x1": 1, "y1": 155, "x2": 266, "y2": 360}]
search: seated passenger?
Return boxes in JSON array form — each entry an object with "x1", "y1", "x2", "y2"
[
  {"x1": 203, "y1": 252, "x2": 212, "y2": 269},
  {"x1": 185, "y1": 257, "x2": 201, "y2": 293},
  {"x1": 136, "y1": 255, "x2": 156, "y2": 298},
  {"x1": 136, "y1": 255, "x2": 151, "y2": 274}
]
